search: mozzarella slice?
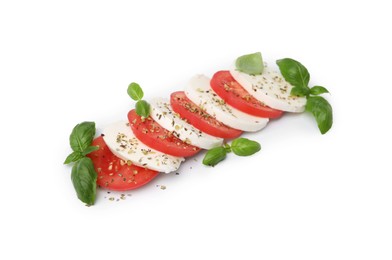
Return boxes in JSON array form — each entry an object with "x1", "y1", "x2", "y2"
[
  {"x1": 103, "y1": 121, "x2": 184, "y2": 173},
  {"x1": 149, "y1": 97, "x2": 223, "y2": 149},
  {"x1": 185, "y1": 75, "x2": 269, "y2": 132},
  {"x1": 230, "y1": 65, "x2": 306, "y2": 112}
]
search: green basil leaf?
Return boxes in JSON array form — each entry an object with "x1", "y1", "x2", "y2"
[
  {"x1": 291, "y1": 86, "x2": 310, "y2": 97},
  {"x1": 135, "y1": 100, "x2": 150, "y2": 118},
  {"x1": 203, "y1": 147, "x2": 227, "y2": 167},
  {"x1": 235, "y1": 52, "x2": 264, "y2": 75},
  {"x1": 305, "y1": 96, "x2": 333, "y2": 134},
  {"x1": 71, "y1": 157, "x2": 97, "y2": 206},
  {"x1": 276, "y1": 58, "x2": 310, "y2": 89},
  {"x1": 127, "y1": 82, "x2": 144, "y2": 101},
  {"x1": 82, "y1": 145, "x2": 99, "y2": 156},
  {"x1": 64, "y1": 151, "x2": 83, "y2": 164},
  {"x1": 310, "y1": 86, "x2": 329, "y2": 95},
  {"x1": 231, "y1": 138, "x2": 261, "y2": 156},
  {"x1": 69, "y1": 122, "x2": 96, "y2": 153}
]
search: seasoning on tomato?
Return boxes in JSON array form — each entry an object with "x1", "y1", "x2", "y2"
[
  {"x1": 210, "y1": 71, "x2": 283, "y2": 118},
  {"x1": 87, "y1": 136, "x2": 159, "y2": 191},
  {"x1": 128, "y1": 109, "x2": 200, "y2": 157},
  {"x1": 170, "y1": 91, "x2": 242, "y2": 139}
]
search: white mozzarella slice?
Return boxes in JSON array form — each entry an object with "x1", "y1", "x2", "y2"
[
  {"x1": 230, "y1": 66, "x2": 306, "y2": 112},
  {"x1": 149, "y1": 97, "x2": 223, "y2": 149},
  {"x1": 103, "y1": 121, "x2": 184, "y2": 173},
  {"x1": 185, "y1": 75, "x2": 269, "y2": 132}
]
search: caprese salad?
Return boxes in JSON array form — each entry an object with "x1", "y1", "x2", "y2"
[{"x1": 64, "y1": 52, "x2": 333, "y2": 206}]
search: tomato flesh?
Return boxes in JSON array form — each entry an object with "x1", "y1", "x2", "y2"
[
  {"x1": 170, "y1": 91, "x2": 242, "y2": 139},
  {"x1": 128, "y1": 109, "x2": 200, "y2": 157},
  {"x1": 210, "y1": 71, "x2": 283, "y2": 118},
  {"x1": 87, "y1": 136, "x2": 159, "y2": 191}
]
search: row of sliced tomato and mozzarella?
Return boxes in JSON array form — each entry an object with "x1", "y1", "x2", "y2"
[{"x1": 87, "y1": 66, "x2": 307, "y2": 191}]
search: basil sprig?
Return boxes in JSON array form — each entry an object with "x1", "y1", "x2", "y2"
[
  {"x1": 127, "y1": 82, "x2": 144, "y2": 100},
  {"x1": 305, "y1": 96, "x2": 333, "y2": 134},
  {"x1": 235, "y1": 52, "x2": 264, "y2": 75},
  {"x1": 276, "y1": 58, "x2": 310, "y2": 95},
  {"x1": 310, "y1": 86, "x2": 329, "y2": 95},
  {"x1": 71, "y1": 157, "x2": 97, "y2": 206},
  {"x1": 64, "y1": 122, "x2": 99, "y2": 164},
  {"x1": 203, "y1": 138, "x2": 261, "y2": 167},
  {"x1": 231, "y1": 138, "x2": 261, "y2": 156},
  {"x1": 276, "y1": 58, "x2": 333, "y2": 134},
  {"x1": 202, "y1": 146, "x2": 228, "y2": 167},
  {"x1": 64, "y1": 121, "x2": 98, "y2": 206},
  {"x1": 127, "y1": 82, "x2": 151, "y2": 118}
]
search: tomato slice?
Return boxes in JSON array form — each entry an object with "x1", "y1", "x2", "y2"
[
  {"x1": 210, "y1": 71, "x2": 283, "y2": 118},
  {"x1": 87, "y1": 136, "x2": 159, "y2": 191},
  {"x1": 128, "y1": 109, "x2": 200, "y2": 157},
  {"x1": 170, "y1": 91, "x2": 242, "y2": 139}
]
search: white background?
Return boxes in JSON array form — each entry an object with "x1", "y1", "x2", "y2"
[{"x1": 1, "y1": 0, "x2": 391, "y2": 259}]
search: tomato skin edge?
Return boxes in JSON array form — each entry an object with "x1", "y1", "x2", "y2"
[
  {"x1": 170, "y1": 91, "x2": 242, "y2": 139},
  {"x1": 210, "y1": 71, "x2": 284, "y2": 119},
  {"x1": 128, "y1": 109, "x2": 200, "y2": 157},
  {"x1": 87, "y1": 136, "x2": 159, "y2": 191}
]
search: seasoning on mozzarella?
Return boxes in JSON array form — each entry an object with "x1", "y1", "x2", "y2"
[
  {"x1": 149, "y1": 97, "x2": 223, "y2": 149},
  {"x1": 103, "y1": 121, "x2": 184, "y2": 173},
  {"x1": 185, "y1": 75, "x2": 269, "y2": 132},
  {"x1": 230, "y1": 65, "x2": 306, "y2": 113}
]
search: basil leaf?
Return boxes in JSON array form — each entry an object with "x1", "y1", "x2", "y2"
[
  {"x1": 135, "y1": 100, "x2": 150, "y2": 118},
  {"x1": 64, "y1": 151, "x2": 83, "y2": 164},
  {"x1": 69, "y1": 122, "x2": 96, "y2": 153},
  {"x1": 235, "y1": 52, "x2": 264, "y2": 75},
  {"x1": 310, "y1": 86, "x2": 329, "y2": 95},
  {"x1": 82, "y1": 145, "x2": 99, "y2": 156},
  {"x1": 231, "y1": 138, "x2": 261, "y2": 156},
  {"x1": 71, "y1": 157, "x2": 97, "y2": 206},
  {"x1": 306, "y1": 96, "x2": 333, "y2": 134},
  {"x1": 291, "y1": 86, "x2": 310, "y2": 97},
  {"x1": 203, "y1": 147, "x2": 227, "y2": 167},
  {"x1": 276, "y1": 58, "x2": 310, "y2": 89},
  {"x1": 127, "y1": 82, "x2": 144, "y2": 101}
]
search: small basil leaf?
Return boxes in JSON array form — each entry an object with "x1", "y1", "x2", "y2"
[
  {"x1": 135, "y1": 100, "x2": 150, "y2": 118},
  {"x1": 310, "y1": 86, "x2": 329, "y2": 95},
  {"x1": 69, "y1": 122, "x2": 96, "y2": 153},
  {"x1": 305, "y1": 96, "x2": 333, "y2": 134},
  {"x1": 127, "y1": 82, "x2": 144, "y2": 101},
  {"x1": 203, "y1": 147, "x2": 227, "y2": 167},
  {"x1": 71, "y1": 157, "x2": 97, "y2": 206},
  {"x1": 291, "y1": 86, "x2": 310, "y2": 97},
  {"x1": 64, "y1": 151, "x2": 83, "y2": 164},
  {"x1": 235, "y1": 52, "x2": 264, "y2": 75},
  {"x1": 82, "y1": 145, "x2": 99, "y2": 156},
  {"x1": 231, "y1": 138, "x2": 261, "y2": 156},
  {"x1": 276, "y1": 58, "x2": 310, "y2": 89}
]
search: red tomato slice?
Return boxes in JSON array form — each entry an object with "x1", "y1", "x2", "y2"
[
  {"x1": 87, "y1": 136, "x2": 159, "y2": 191},
  {"x1": 170, "y1": 91, "x2": 242, "y2": 139},
  {"x1": 210, "y1": 71, "x2": 283, "y2": 118},
  {"x1": 128, "y1": 109, "x2": 200, "y2": 157}
]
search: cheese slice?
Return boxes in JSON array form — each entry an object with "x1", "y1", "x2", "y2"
[
  {"x1": 149, "y1": 97, "x2": 223, "y2": 149},
  {"x1": 103, "y1": 121, "x2": 184, "y2": 173},
  {"x1": 185, "y1": 74, "x2": 269, "y2": 132},
  {"x1": 230, "y1": 65, "x2": 307, "y2": 112}
]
